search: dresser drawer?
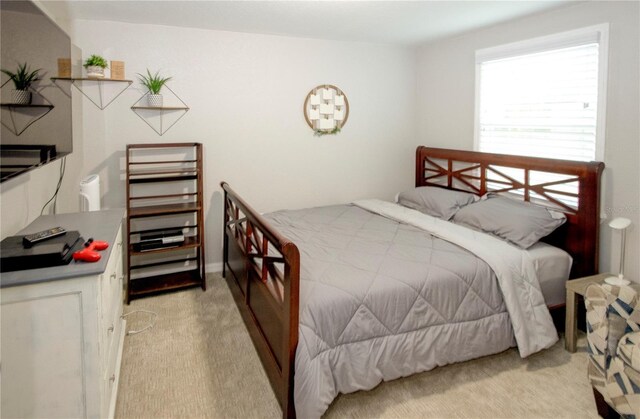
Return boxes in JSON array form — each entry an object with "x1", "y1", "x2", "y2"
[
  {"x1": 100, "y1": 230, "x2": 125, "y2": 418},
  {"x1": 102, "y1": 255, "x2": 123, "y2": 322},
  {"x1": 99, "y1": 228, "x2": 124, "y2": 366},
  {"x1": 104, "y1": 319, "x2": 122, "y2": 382},
  {"x1": 102, "y1": 317, "x2": 125, "y2": 419},
  {"x1": 100, "y1": 301, "x2": 121, "y2": 372},
  {"x1": 100, "y1": 229, "x2": 123, "y2": 319}
]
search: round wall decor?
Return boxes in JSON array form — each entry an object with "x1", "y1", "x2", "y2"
[{"x1": 303, "y1": 84, "x2": 349, "y2": 135}]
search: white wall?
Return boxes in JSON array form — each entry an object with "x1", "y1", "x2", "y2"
[
  {"x1": 0, "y1": 154, "x2": 81, "y2": 238},
  {"x1": 416, "y1": 1, "x2": 640, "y2": 281},
  {"x1": 69, "y1": 20, "x2": 417, "y2": 270}
]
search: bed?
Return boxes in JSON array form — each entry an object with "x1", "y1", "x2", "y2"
[{"x1": 221, "y1": 147, "x2": 604, "y2": 418}]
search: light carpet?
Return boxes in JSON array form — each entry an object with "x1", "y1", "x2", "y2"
[{"x1": 116, "y1": 273, "x2": 598, "y2": 418}]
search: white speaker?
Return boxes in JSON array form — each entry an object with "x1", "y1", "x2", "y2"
[{"x1": 79, "y1": 174, "x2": 100, "y2": 211}]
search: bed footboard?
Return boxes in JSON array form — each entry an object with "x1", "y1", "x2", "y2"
[{"x1": 221, "y1": 182, "x2": 299, "y2": 419}]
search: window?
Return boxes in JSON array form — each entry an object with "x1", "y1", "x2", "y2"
[{"x1": 475, "y1": 25, "x2": 608, "y2": 162}]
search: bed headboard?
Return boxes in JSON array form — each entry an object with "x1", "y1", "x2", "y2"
[{"x1": 415, "y1": 147, "x2": 604, "y2": 279}]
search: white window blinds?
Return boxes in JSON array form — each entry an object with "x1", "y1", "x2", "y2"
[{"x1": 476, "y1": 30, "x2": 605, "y2": 163}]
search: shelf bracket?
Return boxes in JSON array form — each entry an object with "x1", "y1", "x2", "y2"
[
  {"x1": 130, "y1": 85, "x2": 189, "y2": 136},
  {"x1": 1, "y1": 81, "x2": 55, "y2": 136},
  {"x1": 51, "y1": 77, "x2": 132, "y2": 110},
  {"x1": 1, "y1": 104, "x2": 54, "y2": 136}
]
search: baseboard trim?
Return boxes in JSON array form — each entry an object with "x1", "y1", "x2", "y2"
[{"x1": 206, "y1": 262, "x2": 223, "y2": 274}]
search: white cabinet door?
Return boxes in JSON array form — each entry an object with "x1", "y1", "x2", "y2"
[{"x1": 1, "y1": 292, "x2": 87, "y2": 418}]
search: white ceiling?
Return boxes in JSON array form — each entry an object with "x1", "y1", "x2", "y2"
[{"x1": 43, "y1": 0, "x2": 575, "y2": 46}]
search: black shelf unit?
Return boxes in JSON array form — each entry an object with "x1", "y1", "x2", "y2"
[{"x1": 126, "y1": 143, "x2": 205, "y2": 303}]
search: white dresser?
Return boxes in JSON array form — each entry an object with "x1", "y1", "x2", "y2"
[{"x1": 1, "y1": 209, "x2": 126, "y2": 419}]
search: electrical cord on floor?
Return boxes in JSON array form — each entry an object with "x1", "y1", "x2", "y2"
[
  {"x1": 122, "y1": 310, "x2": 158, "y2": 336},
  {"x1": 40, "y1": 156, "x2": 66, "y2": 215}
]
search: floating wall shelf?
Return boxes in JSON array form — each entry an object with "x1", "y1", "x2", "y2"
[
  {"x1": 0, "y1": 104, "x2": 55, "y2": 135},
  {"x1": 130, "y1": 85, "x2": 189, "y2": 136},
  {"x1": 0, "y1": 85, "x2": 55, "y2": 136},
  {"x1": 51, "y1": 77, "x2": 132, "y2": 110}
]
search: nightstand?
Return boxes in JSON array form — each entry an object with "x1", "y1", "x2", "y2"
[
  {"x1": 565, "y1": 273, "x2": 611, "y2": 352},
  {"x1": 565, "y1": 273, "x2": 639, "y2": 352}
]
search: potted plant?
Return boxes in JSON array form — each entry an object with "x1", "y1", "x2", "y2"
[
  {"x1": 84, "y1": 54, "x2": 108, "y2": 78},
  {"x1": 1, "y1": 63, "x2": 41, "y2": 104},
  {"x1": 137, "y1": 69, "x2": 172, "y2": 107}
]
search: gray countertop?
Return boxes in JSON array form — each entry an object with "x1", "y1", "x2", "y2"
[{"x1": 1, "y1": 209, "x2": 125, "y2": 288}]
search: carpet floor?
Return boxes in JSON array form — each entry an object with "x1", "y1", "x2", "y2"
[{"x1": 116, "y1": 273, "x2": 599, "y2": 418}]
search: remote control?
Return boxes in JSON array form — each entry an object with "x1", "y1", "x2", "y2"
[{"x1": 23, "y1": 226, "x2": 67, "y2": 246}]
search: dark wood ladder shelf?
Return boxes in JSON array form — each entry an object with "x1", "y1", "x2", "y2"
[
  {"x1": 126, "y1": 143, "x2": 206, "y2": 303},
  {"x1": 129, "y1": 167, "x2": 198, "y2": 176},
  {"x1": 128, "y1": 202, "x2": 201, "y2": 218},
  {"x1": 129, "y1": 270, "x2": 203, "y2": 297},
  {"x1": 129, "y1": 159, "x2": 197, "y2": 165},
  {"x1": 129, "y1": 256, "x2": 199, "y2": 271}
]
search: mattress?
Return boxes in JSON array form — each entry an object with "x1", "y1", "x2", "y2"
[{"x1": 527, "y1": 242, "x2": 572, "y2": 307}]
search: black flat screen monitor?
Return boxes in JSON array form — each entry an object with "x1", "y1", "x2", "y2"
[{"x1": 0, "y1": 0, "x2": 72, "y2": 182}]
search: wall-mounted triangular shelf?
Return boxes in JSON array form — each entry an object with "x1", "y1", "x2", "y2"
[
  {"x1": 51, "y1": 77, "x2": 132, "y2": 110},
  {"x1": 0, "y1": 104, "x2": 54, "y2": 136},
  {"x1": 130, "y1": 85, "x2": 189, "y2": 136},
  {"x1": 0, "y1": 82, "x2": 55, "y2": 136}
]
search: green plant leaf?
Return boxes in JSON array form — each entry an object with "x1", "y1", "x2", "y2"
[
  {"x1": 137, "y1": 69, "x2": 172, "y2": 94},
  {"x1": 83, "y1": 54, "x2": 108, "y2": 68},
  {"x1": 0, "y1": 62, "x2": 41, "y2": 90},
  {"x1": 313, "y1": 126, "x2": 341, "y2": 137}
]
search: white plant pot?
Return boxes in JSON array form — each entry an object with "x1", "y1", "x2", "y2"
[
  {"x1": 147, "y1": 94, "x2": 163, "y2": 108},
  {"x1": 85, "y1": 66, "x2": 105, "y2": 78},
  {"x1": 11, "y1": 89, "x2": 31, "y2": 105}
]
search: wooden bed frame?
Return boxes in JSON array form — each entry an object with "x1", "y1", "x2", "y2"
[{"x1": 221, "y1": 146, "x2": 604, "y2": 418}]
